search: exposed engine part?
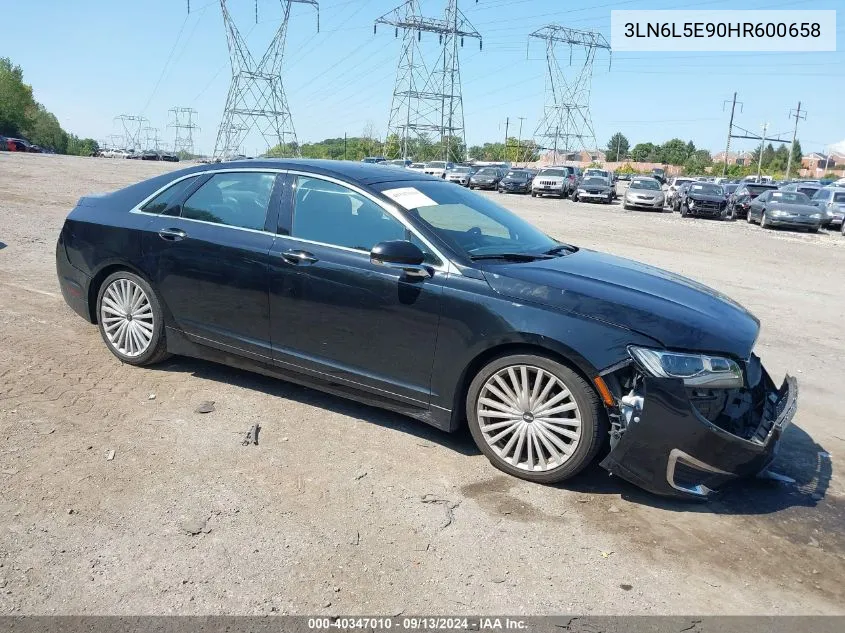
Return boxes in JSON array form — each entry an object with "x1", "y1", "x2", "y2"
[{"x1": 610, "y1": 389, "x2": 644, "y2": 450}]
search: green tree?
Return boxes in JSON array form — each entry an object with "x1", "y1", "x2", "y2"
[
  {"x1": 606, "y1": 132, "x2": 629, "y2": 162},
  {"x1": 660, "y1": 138, "x2": 691, "y2": 165},
  {"x1": 630, "y1": 142, "x2": 657, "y2": 162},
  {"x1": 0, "y1": 58, "x2": 34, "y2": 137},
  {"x1": 789, "y1": 139, "x2": 803, "y2": 170}
]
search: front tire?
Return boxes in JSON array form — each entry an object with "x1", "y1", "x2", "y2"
[
  {"x1": 466, "y1": 354, "x2": 607, "y2": 484},
  {"x1": 96, "y1": 271, "x2": 169, "y2": 366},
  {"x1": 761, "y1": 212, "x2": 770, "y2": 229}
]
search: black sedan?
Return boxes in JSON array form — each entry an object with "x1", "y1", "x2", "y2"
[
  {"x1": 747, "y1": 190, "x2": 822, "y2": 232},
  {"x1": 56, "y1": 159, "x2": 797, "y2": 500},
  {"x1": 727, "y1": 183, "x2": 778, "y2": 219},
  {"x1": 497, "y1": 170, "x2": 532, "y2": 194},
  {"x1": 468, "y1": 167, "x2": 504, "y2": 190},
  {"x1": 572, "y1": 177, "x2": 613, "y2": 204},
  {"x1": 679, "y1": 183, "x2": 728, "y2": 219}
]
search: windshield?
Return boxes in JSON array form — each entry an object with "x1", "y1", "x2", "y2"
[
  {"x1": 771, "y1": 192, "x2": 811, "y2": 204},
  {"x1": 582, "y1": 177, "x2": 607, "y2": 187},
  {"x1": 797, "y1": 187, "x2": 819, "y2": 197},
  {"x1": 834, "y1": 192, "x2": 845, "y2": 203},
  {"x1": 630, "y1": 179, "x2": 661, "y2": 190},
  {"x1": 672, "y1": 179, "x2": 692, "y2": 186},
  {"x1": 450, "y1": 167, "x2": 471, "y2": 173},
  {"x1": 689, "y1": 184, "x2": 723, "y2": 195},
  {"x1": 585, "y1": 170, "x2": 608, "y2": 177},
  {"x1": 476, "y1": 168, "x2": 498, "y2": 175},
  {"x1": 410, "y1": 163, "x2": 425, "y2": 168},
  {"x1": 376, "y1": 181, "x2": 557, "y2": 257},
  {"x1": 427, "y1": 162, "x2": 446, "y2": 168},
  {"x1": 539, "y1": 169, "x2": 568, "y2": 177},
  {"x1": 505, "y1": 171, "x2": 529, "y2": 180}
]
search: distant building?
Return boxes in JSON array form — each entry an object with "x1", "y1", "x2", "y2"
[
  {"x1": 802, "y1": 152, "x2": 840, "y2": 172},
  {"x1": 712, "y1": 150, "x2": 754, "y2": 166}
]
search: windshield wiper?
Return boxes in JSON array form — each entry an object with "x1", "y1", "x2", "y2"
[
  {"x1": 469, "y1": 252, "x2": 552, "y2": 262},
  {"x1": 543, "y1": 243, "x2": 577, "y2": 256}
]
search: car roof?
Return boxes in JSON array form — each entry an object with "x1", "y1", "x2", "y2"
[{"x1": 185, "y1": 158, "x2": 443, "y2": 185}]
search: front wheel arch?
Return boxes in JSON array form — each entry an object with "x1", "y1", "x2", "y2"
[{"x1": 450, "y1": 341, "x2": 604, "y2": 432}]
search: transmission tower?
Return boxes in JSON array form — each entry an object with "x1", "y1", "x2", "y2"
[
  {"x1": 376, "y1": 0, "x2": 481, "y2": 162},
  {"x1": 212, "y1": 0, "x2": 319, "y2": 160},
  {"x1": 529, "y1": 26, "x2": 610, "y2": 161},
  {"x1": 114, "y1": 115, "x2": 148, "y2": 152},
  {"x1": 169, "y1": 107, "x2": 201, "y2": 156},
  {"x1": 142, "y1": 127, "x2": 162, "y2": 152}
]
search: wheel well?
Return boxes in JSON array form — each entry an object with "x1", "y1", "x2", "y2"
[
  {"x1": 450, "y1": 342, "x2": 600, "y2": 430},
  {"x1": 87, "y1": 264, "x2": 142, "y2": 323}
]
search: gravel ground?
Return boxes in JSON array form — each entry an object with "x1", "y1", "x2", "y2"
[{"x1": 0, "y1": 153, "x2": 843, "y2": 615}]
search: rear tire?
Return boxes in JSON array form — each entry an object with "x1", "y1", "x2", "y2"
[
  {"x1": 96, "y1": 271, "x2": 170, "y2": 367},
  {"x1": 466, "y1": 354, "x2": 607, "y2": 484}
]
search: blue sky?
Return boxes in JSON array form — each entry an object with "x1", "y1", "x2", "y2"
[{"x1": 3, "y1": 0, "x2": 843, "y2": 156}]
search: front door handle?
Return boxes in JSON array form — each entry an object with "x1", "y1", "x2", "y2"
[
  {"x1": 280, "y1": 249, "x2": 318, "y2": 265},
  {"x1": 158, "y1": 228, "x2": 187, "y2": 241}
]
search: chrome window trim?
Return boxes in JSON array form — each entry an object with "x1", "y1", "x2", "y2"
[
  {"x1": 128, "y1": 166, "x2": 460, "y2": 275},
  {"x1": 286, "y1": 169, "x2": 459, "y2": 275}
]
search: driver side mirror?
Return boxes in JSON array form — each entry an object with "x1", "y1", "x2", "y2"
[{"x1": 370, "y1": 240, "x2": 432, "y2": 279}]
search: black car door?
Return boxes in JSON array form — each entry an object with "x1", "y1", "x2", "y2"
[
  {"x1": 267, "y1": 173, "x2": 445, "y2": 407},
  {"x1": 141, "y1": 170, "x2": 283, "y2": 361}
]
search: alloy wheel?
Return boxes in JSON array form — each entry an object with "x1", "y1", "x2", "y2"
[
  {"x1": 100, "y1": 278, "x2": 154, "y2": 357},
  {"x1": 476, "y1": 365, "x2": 582, "y2": 472}
]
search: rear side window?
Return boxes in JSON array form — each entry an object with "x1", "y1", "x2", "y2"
[
  {"x1": 140, "y1": 176, "x2": 199, "y2": 215},
  {"x1": 181, "y1": 172, "x2": 276, "y2": 231}
]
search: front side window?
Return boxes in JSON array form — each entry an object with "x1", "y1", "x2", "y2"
[
  {"x1": 292, "y1": 177, "x2": 407, "y2": 251},
  {"x1": 181, "y1": 172, "x2": 275, "y2": 230},
  {"x1": 141, "y1": 176, "x2": 199, "y2": 215}
]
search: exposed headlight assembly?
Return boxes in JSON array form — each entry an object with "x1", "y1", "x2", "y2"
[
  {"x1": 810, "y1": 213, "x2": 821, "y2": 219},
  {"x1": 577, "y1": 188, "x2": 586, "y2": 194},
  {"x1": 628, "y1": 346, "x2": 743, "y2": 389},
  {"x1": 688, "y1": 199, "x2": 695, "y2": 208}
]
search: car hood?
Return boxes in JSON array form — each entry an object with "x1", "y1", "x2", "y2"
[
  {"x1": 770, "y1": 202, "x2": 820, "y2": 215},
  {"x1": 481, "y1": 249, "x2": 760, "y2": 358}
]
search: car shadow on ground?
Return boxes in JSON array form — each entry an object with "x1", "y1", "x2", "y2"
[
  {"x1": 566, "y1": 422, "x2": 834, "y2": 516},
  {"x1": 149, "y1": 355, "x2": 480, "y2": 457},
  {"x1": 0, "y1": 241, "x2": 7, "y2": 250}
]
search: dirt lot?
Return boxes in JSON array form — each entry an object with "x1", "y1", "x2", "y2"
[{"x1": 1, "y1": 153, "x2": 843, "y2": 615}]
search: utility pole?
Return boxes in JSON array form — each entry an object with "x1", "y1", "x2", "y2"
[
  {"x1": 344, "y1": 132, "x2": 347, "y2": 161},
  {"x1": 785, "y1": 101, "x2": 806, "y2": 180},
  {"x1": 756, "y1": 122, "x2": 768, "y2": 183},
  {"x1": 503, "y1": 117, "x2": 509, "y2": 162},
  {"x1": 517, "y1": 116, "x2": 526, "y2": 165},
  {"x1": 721, "y1": 92, "x2": 743, "y2": 176}
]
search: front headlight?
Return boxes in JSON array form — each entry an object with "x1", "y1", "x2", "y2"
[
  {"x1": 577, "y1": 188, "x2": 586, "y2": 194},
  {"x1": 628, "y1": 346, "x2": 743, "y2": 389},
  {"x1": 810, "y1": 213, "x2": 821, "y2": 219},
  {"x1": 770, "y1": 210, "x2": 787, "y2": 217}
]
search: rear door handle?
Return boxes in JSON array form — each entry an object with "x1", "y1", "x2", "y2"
[
  {"x1": 158, "y1": 228, "x2": 187, "y2": 241},
  {"x1": 280, "y1": 249, "x2": 318, "y2": 265}
]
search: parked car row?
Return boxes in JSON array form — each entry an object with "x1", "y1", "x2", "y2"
[{"x1": 97, "y1": 148, "x2": 179, "y2": 162}]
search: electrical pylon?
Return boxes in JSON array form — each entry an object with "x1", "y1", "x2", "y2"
[
  {"x1": 114, "y1": 115, "x2": 148, "y2": 152},
  {"x1": 142, "y1": 127, "x2": 162, "y2": 152},
  {"x1": 529, "y1": 26, "x2": 610, "y2": 160},
  {"x1": 376, "y1": 0, "x2": 481, "y2": 162},
  {"x1": 213, "y1": 0, "x2": 319, "y2": 160},
  {"x1": 169, "y1": 107, "x2": 200, "y2": 156}
]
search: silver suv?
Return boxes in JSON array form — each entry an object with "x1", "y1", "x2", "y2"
[{"x1": 531, "y1": 166, "x2": 578, "y2": 198}]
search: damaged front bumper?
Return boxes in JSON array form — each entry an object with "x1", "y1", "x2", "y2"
[{"x1": 600, "y1": 359, "x2": 798, "y2": 500}]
